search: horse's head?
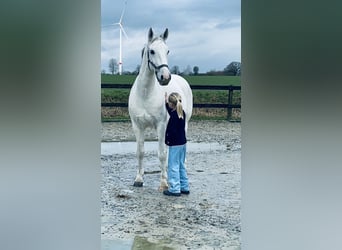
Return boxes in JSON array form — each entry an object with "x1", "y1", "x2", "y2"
[{"x1": 147, "y1": 28, "x2": 171, "y2": 86}]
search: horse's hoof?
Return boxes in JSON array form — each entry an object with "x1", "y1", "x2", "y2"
[
  {"x1": 133, "y1": 182, "x2": 143, "y2": 187},
  {"x1": 158, "y1": 185, "x2": 168, "y2": 191}
]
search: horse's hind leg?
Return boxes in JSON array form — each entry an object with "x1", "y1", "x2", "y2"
[
  {"x1": 133, "y1": 126, "x2": 144, "y2": 187},
  {"x1": 157, "y1": 124, "x2": 168, "y2": 191}
]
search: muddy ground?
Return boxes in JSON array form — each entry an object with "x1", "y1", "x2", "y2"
[{"x1": 101, "y1": 120, "x2": 241, "y2": 249}]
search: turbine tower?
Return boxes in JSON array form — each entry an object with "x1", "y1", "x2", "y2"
[{"x1": 116, "y1": 1, "x2": 128, "y2": 75}]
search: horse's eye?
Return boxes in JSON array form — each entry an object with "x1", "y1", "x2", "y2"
[
  {"x1": 167, "y1": 50, "x2": 170, "y2": 55},
  {"x1": 150, "y1": 50, "x2": 155, "y2": 55}
]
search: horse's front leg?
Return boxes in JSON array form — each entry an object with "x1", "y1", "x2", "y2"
[
  {"x1": 133, "y1": 128, "x2": 145, "y2": 187},
  {"x1": 157, "y1": 123, "x2": 168, "y2": 191}
]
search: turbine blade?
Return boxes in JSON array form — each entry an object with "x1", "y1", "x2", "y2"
[
  {"x1": 101, "y1": 24, "x2": 115, "y2": 28},
  {"x1": 119, "y1": 23, "x2": 129, "y2": 39},
  {"x1": 119, "y1": 1, "x2": 127, "y2": 23}
]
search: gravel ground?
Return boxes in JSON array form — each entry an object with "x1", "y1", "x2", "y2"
[{"x1": 101, "y1": 120, "x2": 241, "y2": 249}]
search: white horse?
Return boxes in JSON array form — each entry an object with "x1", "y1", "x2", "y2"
[{"x1": 128, "y1": 28, "x2": 193, "y2": 190}]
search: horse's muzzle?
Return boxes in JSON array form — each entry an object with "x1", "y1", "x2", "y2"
[{"x1": 158, "y1": 74, "x2": 171, "y2": 86}]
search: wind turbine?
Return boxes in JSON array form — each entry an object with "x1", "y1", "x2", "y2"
[
  {"x1": 116, "y1": 1, "x2": 129, "y2": 75},
  {"x1": 103, "y1": 1, "x2": 128, "y2": 75}
]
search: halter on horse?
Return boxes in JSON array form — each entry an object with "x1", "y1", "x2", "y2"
[{"x1": 128, "y1": 28, "x2": 193, "y2": 190}]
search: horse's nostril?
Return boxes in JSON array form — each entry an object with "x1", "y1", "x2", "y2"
[{"x1": 161, "y1": 75, "x2": 164, "y2": 80}]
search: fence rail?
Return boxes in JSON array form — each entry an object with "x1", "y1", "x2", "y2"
[{"x1": 101, "y1": 83, "x2": 241, "y2": 120}]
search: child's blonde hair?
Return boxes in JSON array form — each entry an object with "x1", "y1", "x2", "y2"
[{"x1": 168, "y1": 92, "x2": 184, "y2": 119}]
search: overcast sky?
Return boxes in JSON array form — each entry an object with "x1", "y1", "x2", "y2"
[{"x1": 101, "y1": 0, "x2": 240, "y2": 73}]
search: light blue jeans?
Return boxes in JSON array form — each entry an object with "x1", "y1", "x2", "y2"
[{"x1": 167, "y1": 144, "x2": 189, "y2": 193}]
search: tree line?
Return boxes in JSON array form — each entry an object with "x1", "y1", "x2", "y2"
[{"x1": 104, "y1": 58, "x2": 241, "y2": 76}]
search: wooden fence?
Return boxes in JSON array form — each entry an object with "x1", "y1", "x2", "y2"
[{"x1": 101, "y1": 83, "x2": 241, "y2": 121}]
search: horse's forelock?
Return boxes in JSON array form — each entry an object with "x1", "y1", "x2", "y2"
[{"x1": 149, "y1": 36, "x2": 164, "y2": 45}]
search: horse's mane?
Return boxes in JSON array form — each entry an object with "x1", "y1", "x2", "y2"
[{"x1": 141, "y1": 47, "x2": 145, "y2": 58}]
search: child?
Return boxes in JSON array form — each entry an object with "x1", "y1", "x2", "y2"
[{"x1": 163, "y1": 92, "x2": 190, "y2": 196}]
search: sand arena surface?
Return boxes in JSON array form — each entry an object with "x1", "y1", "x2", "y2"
[{"x1": 101, "y1": 120, "x2": 241, "y2": 249}]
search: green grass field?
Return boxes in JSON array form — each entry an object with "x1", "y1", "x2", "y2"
[
  {"x1": 101, "y1": 74, "x2": 241, "y2": 86},
  {"x1": 101, "y1": 74, "x2": 241, "y2": 121}
]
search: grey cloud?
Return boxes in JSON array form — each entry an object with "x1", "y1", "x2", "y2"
[{"x1": 101, "y1": 0, "x2": 240, "y2": 73}]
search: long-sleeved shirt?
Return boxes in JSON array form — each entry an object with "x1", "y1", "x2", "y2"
[{"x1": 165, "y1": 103, "x2": 187, "y2": 146}]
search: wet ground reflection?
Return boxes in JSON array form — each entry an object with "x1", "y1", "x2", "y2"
[{"x1": 102, "y1": 236, "x2": 177, "y2": 250}]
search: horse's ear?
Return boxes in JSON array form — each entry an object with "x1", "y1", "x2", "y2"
[
  {"x1": 161, "y1": 28, "x2": 168, "y2": 41},
  {"x1": 148, "y1": 28, "x2": 154, "y2": 42}
]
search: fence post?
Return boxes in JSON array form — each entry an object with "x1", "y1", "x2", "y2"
[{"x1": 227, "y1": 86, "x2": 233, "y2": 121}]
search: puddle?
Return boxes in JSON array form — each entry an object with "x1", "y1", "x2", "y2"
[
  {"x1": 102, "y1": 236, "x2": 177, "y2": 250},
  {"x1": 101, "y1": 141, "x2": 225, "y2": 155},
  {"x1": 102, "y1": 239, "x2": 133, "y2": 250}
]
